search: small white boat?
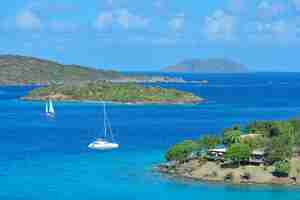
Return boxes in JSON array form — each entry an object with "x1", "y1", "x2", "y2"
[
  {"x1": 45, "y1": 99, "x2": 55, "y2": 117},
  {"x1": 88, "y1": 102, "x2": 119, "y2": 150}
]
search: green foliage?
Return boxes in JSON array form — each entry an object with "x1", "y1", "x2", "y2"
[
  {"x1": 197, "y1": 135, "x2": 221, "y2": 150},
  {"x1": 289, "y1": 118, "x2": 300, "y2": 146},
  {"x1": 274, "y1": 160, "x2": 290, "y2": 177},
  {"x1": 241, "y1": 135, "x2": 266, "y2": 151},
  {"x1": 165, "y1": 140, "x2": 198, "y2": 161},
  {"x1": 266, "y1": 134, "x2": 294, "y2": 163},
  {"x1": 26, "y1": 81, "x2": 200, "y2": 103},
  {"x1": 223, "y1": 127, "x2": 241, "y2": 145},
  {"x1": 245, "y1": 121, "x2": 295, "y2": 138},
  {"x1": 224, "y1": 143, "x2": 251, "y2": 165}
]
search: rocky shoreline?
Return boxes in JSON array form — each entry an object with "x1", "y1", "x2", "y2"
[{"x1": 156, "y1": 158, "x2": 300, "y2": 186}]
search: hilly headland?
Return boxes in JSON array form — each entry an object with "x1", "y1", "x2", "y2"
[{"x1": 157, "y1": 119, "x2": 300, "y2": 185}]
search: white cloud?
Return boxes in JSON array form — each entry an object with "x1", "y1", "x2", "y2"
[
  {"x1": 94, "y1": 9, "x2": 149, "y2": 31},
  {"x1": 168, "y1": 14, "x2": 185, "y2": 32},
  {"x1": 203, "y1": 10, "x2": 237, "y2": 41},
  {"x1": 15, "y1": 10, "x2": 42, "y2": 31},
  {"x1": 116, "y1": 9, "x2": 149, "y2": 29},
  {"x1": 94, "y1": 12, "x2": 114, "y2": 30},
  {"x1": 246, "y1": 19, "x2": 300, "y2": 44}
]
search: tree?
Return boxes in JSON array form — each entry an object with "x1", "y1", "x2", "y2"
[
  {"x1": 245, "y1": 121, "x2": 295, "y2": 138},
  {"x1": 223, "y1": 129, "x2": 241, "y2": 145},
  {"x1": 197, "y1": 135, "x2": 221, "y2": 150},
  {"x1": 274, "y1": 160, "x2": 290, "y2": 177},
  {"x1": 266, "y1": 134, "x2": 294, "y2": 164},
  {"x1": 224, "y1": 143, "x2": 251, "y2": 166},
  {"x1": 165, "y1": 140, "x2": 198, "y2": 162},
  {"x1": 241, "y1": 135, "x2": 266, "y2": 151}
]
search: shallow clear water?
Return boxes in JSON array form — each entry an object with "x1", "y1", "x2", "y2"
[{"x1": 1, "y1": 73, "x2": 300, "y2": 199}]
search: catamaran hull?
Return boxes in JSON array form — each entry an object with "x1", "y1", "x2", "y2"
[{"x1": 88, "y1": 143, "x2": 119, "y2": 150}]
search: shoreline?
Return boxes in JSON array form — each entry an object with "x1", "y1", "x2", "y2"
[
  {"x1": 155, "y1": 168, "x2": 300, "y2": 188},
  {"x1": 156, "y1": 159, "x2": 300, "y2": 186}
]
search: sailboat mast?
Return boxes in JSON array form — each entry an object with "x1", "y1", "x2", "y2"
[
  {"x1": 45, "y1": 101, "x2": 49, "y2": 113},
  {"x1": 103, "y1": 101, "x2": 107, "y2": 137}
]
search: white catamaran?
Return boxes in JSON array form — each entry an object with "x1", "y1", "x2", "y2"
[
  {"x1": 88, "y1": 102, "x2": 119, "y2": 150},
  {"x1": 45, "y1": 99, "x2": 55, "y2": 117}
]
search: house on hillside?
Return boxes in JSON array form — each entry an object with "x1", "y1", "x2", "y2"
[{"x1": 207, "y1": 146, "x2": 266, "y2": 165}]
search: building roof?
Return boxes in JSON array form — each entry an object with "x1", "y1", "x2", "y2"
[
  {"x1": 240, "y1": 134, "x2": 261, "y2": 139},
  {"x1": 208, "y1": 148, "x2": 227, "y2": 153},
  {"x1": 251, "y1": 149, "x2": 265, "y2": 156}
]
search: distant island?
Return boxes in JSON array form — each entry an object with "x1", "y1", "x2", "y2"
[
  {"x1": 161, "y1": 58, "x2": 248, "y2": 73},
  {"x1": 157, "y1": 119, "x2": 300, "y2": 185},
  {"x1": 0, "y1": 55, "x2": 187, "y2": 85},
  {"x1": 22, "y1": 81, "x2": 203, "y2": 105}
]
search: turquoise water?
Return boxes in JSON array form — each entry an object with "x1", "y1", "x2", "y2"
[{"x1": 2, "y1": 73, "x2": 300, "y2": 199}]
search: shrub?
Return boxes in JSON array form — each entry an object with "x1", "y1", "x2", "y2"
[
  {"x1": 224, "y1": 143, "x2": 251, "y2": 166},
  {"x1": 197, "y1": 135, "x2": 221, "y2": 150},
  {"x1": 165, "y1": 140, "x2": 198, "y2": 162},
  {"x1": 274, "y1": 160, "x2": 290, "y2": 177},
  {"x1": 223, "y1": 129, "x2": 241, "y2": 145},
  {"x1": 241, "y1": 135, "x2": 266, "y2": 151},
  {"x1": 266, "y1": 134, "x2": 294, "y2": 163},
  {"x1": 245, "y1": 121, "x2": 295, "y2": 138}
]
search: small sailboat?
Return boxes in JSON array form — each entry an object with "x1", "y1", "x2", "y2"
[
  {"x1": 45, "y1": 99, "x2": 55, "y2": 117},
  {"x1": 88, "y1": 102, "x2": 119, "y2": 150}
]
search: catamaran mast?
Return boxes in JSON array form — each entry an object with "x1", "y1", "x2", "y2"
[{"x1": 103, "y1": 101, "x2": 107, "y2": 138}]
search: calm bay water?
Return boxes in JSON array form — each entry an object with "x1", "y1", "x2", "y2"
[{"x1": 1, "y1": 73, "x2": 300, "y2": 199}]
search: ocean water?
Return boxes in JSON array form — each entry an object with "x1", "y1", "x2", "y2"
[{"x1": 1, "y1": 73, "x2": 300, "y2": 199}]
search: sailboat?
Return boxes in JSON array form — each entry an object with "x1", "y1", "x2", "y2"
[
  {"x1": 88, "y1": 102, "x2": 119, "y2": 150},
  {"x1": 45, "y1": 99, "x2": 55, "y2": 117}
]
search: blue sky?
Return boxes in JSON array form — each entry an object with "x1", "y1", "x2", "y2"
[{"x1": 1, "y1": 0, "x2": 300, "y2": 71}]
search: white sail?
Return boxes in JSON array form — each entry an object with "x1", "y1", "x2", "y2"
[{"x1": 48, "y1": 99, "x2": 55, "y2": 114}]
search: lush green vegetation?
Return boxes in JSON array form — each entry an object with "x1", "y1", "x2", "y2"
[
  {"x1": 25, "y1": 81, "x2": 201, "y2": 103},
  {"x1": 165, "y1": 135, "x2": 220, "y2": 161},
  {"x1": 196, "y1": 135, "x2": 221, "y2": 150},
  {"x1": 274, "y1": 160, "x2": 291, "y2": 177},
  {"x1": 223, "y1": 126, "x2": 241, "y2": 145},
  {"x1": 165, "y1": 118, "x2": 300, "y2": 176},
  {"x1": 165, "y1": 140, "x2": 198, "y2": 161},
  {"x1": 224, "y1": 143, "x2": 251, "y2": 166}
]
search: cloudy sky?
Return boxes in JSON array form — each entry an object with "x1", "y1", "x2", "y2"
[{"x1": 1, "y1": 0, "x2": 300, "y2": 71}]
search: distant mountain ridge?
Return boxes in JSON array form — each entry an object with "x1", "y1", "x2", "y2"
[
  {"x1": 0, "y1": 55, "x2": 122, "y2": 85},
  {"x1": 161, "y1": 58, "x2": 248, "y2": 73}
]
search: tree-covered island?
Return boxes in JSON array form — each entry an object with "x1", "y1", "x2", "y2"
[
  {"x1": 158, "y1": 119, "x2": 300, "y2": 185},
  {"x1": 22, "y1": 81, "x2": 203, "y2": 104}
]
